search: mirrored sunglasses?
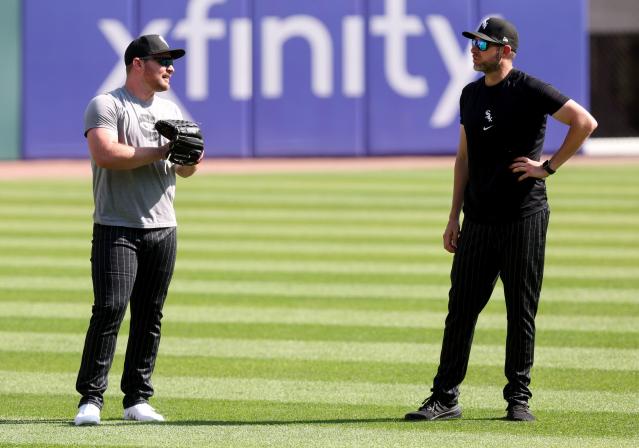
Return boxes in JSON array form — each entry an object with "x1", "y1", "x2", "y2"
[
  {"x1": 472, "y1": 39, "x2": 491, "y2": 51},
  {"x1": 142, "y1": 57, "x2": 174, "y2": 67}
]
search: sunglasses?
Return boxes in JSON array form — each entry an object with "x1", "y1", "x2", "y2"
[
  {"x1": 472, "y1": 39, "x2": 496, "y2": 51},
  {"x1": 141, "y1": 56, "x2": 174, "y2": 67}
]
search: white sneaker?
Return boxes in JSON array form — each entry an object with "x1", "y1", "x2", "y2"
[
  {"x1": 123, "y1": 403, "x2": 165, "y2": 422},
  {"x1": 74, "y1": 403, "x2": 101, "y2": 426}
]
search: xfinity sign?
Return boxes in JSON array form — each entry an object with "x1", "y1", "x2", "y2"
[
  {"x1": 22, "y1": 0, "x2": 588, "y2": 158},
  {"x1": 99, "y1": 0, "x2": 475, "y2": 129}
]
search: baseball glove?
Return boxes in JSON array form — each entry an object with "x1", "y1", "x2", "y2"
[{"x1": 155, "y1": 119, "x2": 204, "y2": 166}]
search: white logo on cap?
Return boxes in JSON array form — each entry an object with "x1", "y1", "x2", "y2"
[
  {"x1": 158, "y1": 35, "x2": 169, "y2": 47},
  {"x1": 481, "y1": 19, "x2": 489, "y2": 29}
]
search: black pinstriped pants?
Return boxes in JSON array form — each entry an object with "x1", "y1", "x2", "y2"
[
  {"x1": 76, "y1": 224, "x2": 177, "y2": 409},
  {"x1": 432, "y1": 208, "x2": 549, "y2": 406}
]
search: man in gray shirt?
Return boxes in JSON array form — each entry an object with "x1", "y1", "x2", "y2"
[{"x1": 74, "y1": 35, "x2": 203, "y2": 425}]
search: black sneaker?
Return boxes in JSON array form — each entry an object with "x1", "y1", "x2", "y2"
[
  {"x1": 404, "y1": 396, "x2": 462, "y2": 421},
  {"x1": 506, "y1": 403, "x2": 535, "y2": 421}
]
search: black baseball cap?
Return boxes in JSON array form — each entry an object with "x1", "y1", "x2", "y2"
[
  {"x1": 462, "y1": 17, "x2": 519, "y2": 52},
  {"x1": 124, "y1": 34, "x2": 186, "y2": 65}
]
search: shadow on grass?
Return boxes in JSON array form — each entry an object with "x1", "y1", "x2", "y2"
[
  {"x1": 0, "y1": 416, "x2": 508, "y2": 426},
  {"x1": 109, "y1": 417, "x2": 509, "y2": 426},
  {"x1": 0, "y1": 419, "x2": 71, "y2": 425},
  {"x1": 161, "y1": 418, "x2": 403, "y2": 426},
  {"x1": 152, "y1": 415, "x2": 510, "y2": 426},
  {"x1": 0, "y1": 417, "x2": 399, "y2": 427}
]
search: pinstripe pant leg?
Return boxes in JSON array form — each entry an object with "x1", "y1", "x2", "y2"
[
  {"x1": 432, "y1": 219, "x2": 500, "y2": 404},
  {"x1": 500, "y1": 209, "x2": 549, "y2": 405},
  {"x1": 76, "y1": 224, "x2": 137, "y2": 409},
  {"x1": 121, "y1": 227, "x2": 176, "y2": 409}
]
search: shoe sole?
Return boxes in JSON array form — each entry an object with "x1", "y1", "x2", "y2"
[
  {"x1": 405, "y1": 408, "x2": 462, "y2": 421},
  {"x1": 506, "y1": 415, "x2": 536, "y2": 422},
  {"x1": 124, "y1": 419, "x2": 164, "y2": 422},
  {"x1": 74, "y1": 420, "x2": 100, "y2": 426},
  {"x1": 123, "y1": 415, "x2": 165, "y2": 422}
]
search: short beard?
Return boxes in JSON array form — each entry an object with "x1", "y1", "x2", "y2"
[
  {"x1": 474, "y1": 48, "x2": 503, "y2": 74},
  {"x1": 474, "y1": 60, "x2": 501, "y2": 73}
]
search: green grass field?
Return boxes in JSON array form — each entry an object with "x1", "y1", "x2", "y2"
[{"x1": 0, "y1": 163, "x2": 637, "y2": 447}]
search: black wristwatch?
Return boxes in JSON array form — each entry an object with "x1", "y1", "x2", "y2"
[{"x1": 542, "y1": 160, "x2": 556, "y2": 175}]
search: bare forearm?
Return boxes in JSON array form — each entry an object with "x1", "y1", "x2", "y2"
[
  {"x1": 449, "y1": 152, "x2": 468, "y2": 220},
  {"x1": 547, "y1": 115, "x2": 598, "y2": 171},
  {"x1": 547, "y1": 100, "x2": 598, "y2": 171},
  {"x1": 92, "y1": 142, "x2": 167, "y2": 170}
]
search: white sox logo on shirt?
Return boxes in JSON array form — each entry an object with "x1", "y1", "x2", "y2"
[
  {"x1": 485, "y1": 109, "x2": 493, "y2": 122},
  {"x1": 483, "y1": 109, "x2": 494, "y2": 131}
]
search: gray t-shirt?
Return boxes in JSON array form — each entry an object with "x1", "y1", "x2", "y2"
[{"x1": 84, "y1": 87, "x2": 182, "y2": 228}]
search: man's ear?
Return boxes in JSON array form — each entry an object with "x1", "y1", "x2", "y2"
[{"x1": 132, "y1": 58, "x2": 145, "y2": 71}]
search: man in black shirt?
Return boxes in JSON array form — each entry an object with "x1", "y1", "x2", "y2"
[{"x1": 405, "y1": 17, "x2": 597, "y2": 422}]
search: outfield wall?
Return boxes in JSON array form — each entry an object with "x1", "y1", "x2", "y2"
[
  {"x1": 0, "y1": 0, "x2": 21, "y2": 161},
  {"x1": 17, "y1": 0, "x2": 587, "y2": 159}
]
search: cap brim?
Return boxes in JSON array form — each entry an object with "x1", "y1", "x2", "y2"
[
  {"x1": 150, "y1": 49, "x2": 186, "y2": 60},
  {"x1": 462, "y1": 31, "x2": 503, "y2": 45},
  {"x1": 169, "y1": 49, "x2": 185, "y2": 60}
]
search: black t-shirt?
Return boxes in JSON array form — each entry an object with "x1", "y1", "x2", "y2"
[{"x1": 460, "y1": 69, "x2": 569, "y2": 222}]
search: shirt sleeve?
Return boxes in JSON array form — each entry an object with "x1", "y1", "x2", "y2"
[
  {"x1": 83, "y1": 94, "x2": 119, "y2": 137},
  {"x1": 527, "y1": 75, "x2": 570, "y2": 116}
]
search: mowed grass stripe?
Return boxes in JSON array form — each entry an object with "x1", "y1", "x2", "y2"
[
  {"x1": 3, "y1": 236, "x2": 638, "y2": 262},
  {"x1": 3, "y1": 351, "x2": 636, "y2": 392},
  {"x1": 2, "y1": 190, "x2": 636, "y2": 214},
  {"x1": 0, "y1": 206, "x2": 444, "y2": 225},
  {"x1": 4, "y1": 256, "x2": 638, "y2": 281},
  {"x1": 3, "y1": 220, "x2": 639, "y2": 245},
  {"x1": 0, "y1": 190, "x2": 454, "y2": 208},
  {"x1": 0, "y1": 423, "x2": 636, "y2": 448},
  {"x1": 3, "y1": 246, "x2": 639, "y2": 273},
  {"x1": 3, "y1": 213, "x2": 639, "y2": 236},
  {"x1": 0, "y1": 175, "x2": 452, "y2": 197},
  {"x1": 1, "y1": 276, "x2": 637, "y2": 305},
  {"x1": 1, "y1": 370, "x2": 637, "y2": 414},
  {"x1": 4, "y1": 205, "x2": 639, "y2": 228},
  {"x1": 2, "y1": 301, "x2": 637, "y2": 333},
  {"x1": 2, "y1": 266, "x2": 636, "y2": 290},
  {"x1": 3, "y1": 274, "x2": 639, "y2": 303},
  {"x1": 27, "y1": 187, "x2": 635, "y2": 209},
  {"x1": 2, "y1": 288, "x2": 637, "y2": 320},
  {"x1": 0, "y1": 164, "x2": 632, "y2": 185},
  {"x1": 0, "y1": 275, "x2": 449, "y2": 299},
  {"x1": 11, "y1": 169, "x2": 629, "y2": 193},
  {"x1": 2, "y1": 332, "x2": 636, "y2": 371},
  {"x1": 4, "y1": 255, "x2": 639, "y2": 280},
  {"x1": 3, "y1": 316, "x2": 635, "y2": 350}
]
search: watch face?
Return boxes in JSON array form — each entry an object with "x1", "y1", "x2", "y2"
[{"x1": 543, "y1": 160, "x2": 555, "y2": 174}]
